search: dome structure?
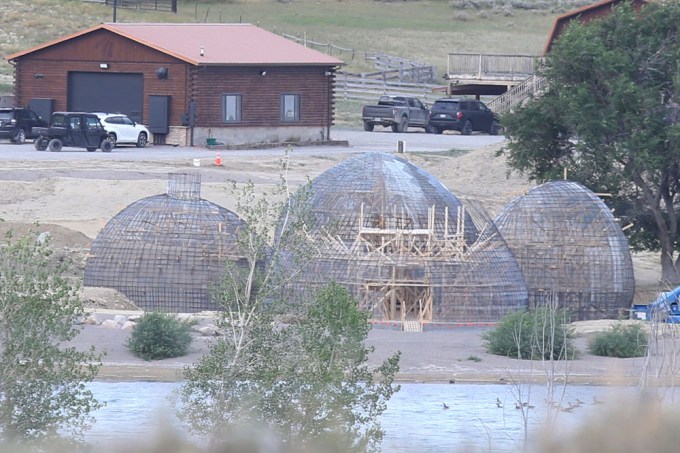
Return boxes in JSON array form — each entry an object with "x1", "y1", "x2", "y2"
[
  {"x1": 493, "y1": 180, "x2": 635, "y2": 320},
  {"x1": 277, "y1": 152, "x2": 528, "y2": 325},
  {"x1": 84, "y1": 173, "x2": 247, "y2": 312}
]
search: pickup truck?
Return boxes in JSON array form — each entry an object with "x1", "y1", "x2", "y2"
[
  {"x1": 361, "y1": 96, "x2": 430, "y2": 133},
  {"x1": 33, "y1": 112, "x2": 113, "y2": 152}
]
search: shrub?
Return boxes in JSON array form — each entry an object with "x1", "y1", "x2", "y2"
[
  {"x1": 127, "y1": 312, "x2": 193, "y2": 361},
  {"x1": 482, "y1": 307, "x2": 577, "y2": 360},
  {"x1": 588, "y1": 323, "x2": 648, "y2": 358}
]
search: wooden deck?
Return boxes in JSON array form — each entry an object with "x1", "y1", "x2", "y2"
[{"x1": 444, "y1": 53, "x2": 541, "y2": 97}]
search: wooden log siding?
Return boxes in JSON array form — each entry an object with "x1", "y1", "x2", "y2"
[
  {"x1": 193, "y1": 66, "x2": 332, "y2": 128},
  {"x1": 13, "y1": 59, "x2": 188, "y2": 126},
  {"x1": 10, "y1": 29, "x2": 188, "y2": 126},
  {"x1": 446, "y1": 53, "x2": 538, "y2": 80}
]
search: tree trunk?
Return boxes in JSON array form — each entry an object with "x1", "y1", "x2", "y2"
[{"x1": 662, "y1": 251, "x2": 680, "y2": 285}]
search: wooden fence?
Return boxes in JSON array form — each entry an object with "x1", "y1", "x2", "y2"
[
  {"x1": 334, "y1": 73, "x2": 445, "y2": 104},
  {"x1": 279, "y1": 32, "x2": 437, "y2": 83},
  {"x1": 101, "y1": 0, "x2": 177, "y2": 11}
]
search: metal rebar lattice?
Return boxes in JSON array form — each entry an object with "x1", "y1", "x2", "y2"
[
  {"x1": 493, "y1": 180, "x2": 635, "y2": 320},
  {"x1": 276, "y1": 152, "x2": 528, "y2": 323},
  {"x1": 84, "y1": 172, "x2": 247, "y2": 312}
]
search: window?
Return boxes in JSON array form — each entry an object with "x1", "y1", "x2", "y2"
[
  {"x1": 222, "y1": 94, "x2": 242, "y2": 123},
  {"x1": 84, "y1": 116, "x2": 100, "y2": 129},
  {"x1": 281, "y1": 94, "x2": 300, "y2": 122}
]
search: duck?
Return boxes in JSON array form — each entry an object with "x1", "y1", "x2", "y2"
[
  {"x1": 496, "y1": 398, "x2": 503, "y2": 408},
  {"x1": 442, "y1": 402, "x2": 450, "y2": 410}
]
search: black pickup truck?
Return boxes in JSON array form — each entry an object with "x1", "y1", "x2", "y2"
[
  {"x1": 33, "y1": 112, "x2": 113, "y2": 152},
  {"x1": 361, "y1": 96, "x2": 430, "y2": 133}
]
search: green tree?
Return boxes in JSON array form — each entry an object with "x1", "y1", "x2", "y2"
[
  {"x1": 499, "y1": 1, "x2": 680, "y2": 283},
  {"x1": 0, "y1": 229, "x2": 102, "y2": 447},
  {"x1": 176, "y1": 156, "x2": 400, "y2": 451}
]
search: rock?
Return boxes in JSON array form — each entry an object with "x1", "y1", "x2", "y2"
[
  {"x1": 113, "y1": 314, "x2": 127, "y2": 324},
  {"x1": 121, "y1": 320, "x2": 136, "y2": 330},
  {"x1": 128, "y1": 314, "x2": 143, "y2": 322},
  {"x1": 176, "y1": 313, "x2": 193, "y2": 323},
  {"x1": 198, "y1": 325, "x2": 221, "y2": 336},
  {"x1": 101, "y1": 319, "x2": 120, "y2": 329},
  {"x1": 83, "y1": 314, "x2": 101, "y2": 325}
]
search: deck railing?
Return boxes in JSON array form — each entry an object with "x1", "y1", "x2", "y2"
[
  {"x1": 487, "y1": 75, "x2": 548, "y2": 114},
  {"x1": 446, "y1": 53, "x2": 539, "y2": 81}
]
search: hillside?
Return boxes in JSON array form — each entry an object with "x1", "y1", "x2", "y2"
[{"x1": 1, "y1": 0, "x2": 590, "y2": 93}]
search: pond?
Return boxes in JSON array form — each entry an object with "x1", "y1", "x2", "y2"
[{"x1": 84, "y1": 381, "x2": 659, "y2": 452}]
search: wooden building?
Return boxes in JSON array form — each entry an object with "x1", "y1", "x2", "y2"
[
  {"x1": 4, "y1": 23, "x2": 344, "y2": 146},
  {"x1": 543, "y1": 0, "x2": 648, "y2": 54}
]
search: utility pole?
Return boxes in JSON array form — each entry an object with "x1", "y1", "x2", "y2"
[{"x1": 113, "y1": 0, "x2": 118, "y2": 23}]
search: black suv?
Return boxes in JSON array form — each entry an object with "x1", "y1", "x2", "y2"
[
  {"x1": 33, "y1": 112, "x2": 113, "y2": 152},
  {"x1": 427, "y1": 98, "x2": 501, "y2": 135},
  {"x1": 0, "y1": 107, "x2": 48, "y2": 144}
]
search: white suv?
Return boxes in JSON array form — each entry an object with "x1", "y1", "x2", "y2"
[{"x1": 94, "y1": 113, "x2": 150, "y2": 148}]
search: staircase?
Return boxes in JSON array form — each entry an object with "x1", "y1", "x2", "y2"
[
  {"x1": 402, "y1": 320, "x2": 423, "y2": 332},
  {"x1": 488, "y1": 75, "x2": 548, "y2": 114}
]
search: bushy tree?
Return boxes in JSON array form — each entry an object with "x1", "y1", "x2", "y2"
[
  {"x1": 127, "y1": 312, "x2": 193, "y2": 361},
  {"x1": 0, "y1": 229, "x2": 102, "y2": 447},
  {"x1": 483, "y1": 307, "x2": 576, "y2": 360},
  {"x1": 589, "y1": 322, "x2": 648, "y2": 358},
  {"x1": 176, "y1": 154, "x2": 400, "y2": 451},
  {"x1": 499, "y1": 1, "x2": 680, "y2": 283}
]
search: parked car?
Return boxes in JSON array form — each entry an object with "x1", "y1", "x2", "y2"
[
  {"x1": 427, "y1": 98, "x2": 501, "y2": 135},
  {"x1": 33, "y1": 112, "x2": 113, "y2": 152},
  {"x1": 361, "y1": 96, "x2": 430, "y2": 133},
  {"x1": 0, "y1": 107, "x2": 48, "y2": 144},
  {"x1": 94, "y1": 113, "x2": 150, "y2": 148}
]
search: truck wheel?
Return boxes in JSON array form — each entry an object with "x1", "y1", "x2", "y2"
[
  {"x1": 363, "y1": 122, "x2": 374, "y2": 132},
  {"x1": 462, "y1": 120, "x2": 473, "y2": 136},
  {"x1": 12, "y1": 129, "x2": 26, "y2": 144},
  {"x1": 489, "y1": 121, "x2": 502, "y2": 136},
  {"x1": 100, "y1": 139, "x2": 114, "y2": 153},
  {"x1": 34, "y1": 136, "x2": 48, "y2": 151},
  {"x1": 391, "y1": 123, "x2": 399, "y2": 132},
  {"x1": 48, "y1": 138, "x2": 62, "y2": 152},
  {"x1": 398, "y1": 118, "x2": 408, "y2": 133}
]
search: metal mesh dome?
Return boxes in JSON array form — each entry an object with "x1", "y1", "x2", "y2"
[
  {"x1": 277, "y1": 152, "x2": 528, "y2": 325},
  {"x1": 84, "y1": 173, "x2": 247, "y2": 312},
  {"x1": 493, "y1": 180, "x2": 635, "y2": 320}
]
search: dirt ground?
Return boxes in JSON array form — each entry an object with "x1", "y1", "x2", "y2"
[{"x1": 0, "y1": 139, "x2": 670, "y2": 383}]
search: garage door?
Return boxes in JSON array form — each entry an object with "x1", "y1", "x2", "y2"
[{"x1": 68, "y1": 72, "x2": 143, "y2": 123}]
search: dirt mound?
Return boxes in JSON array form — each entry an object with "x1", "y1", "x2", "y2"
[{"x1": 79, "y1": 286, "x2": 141, "y2": 311}]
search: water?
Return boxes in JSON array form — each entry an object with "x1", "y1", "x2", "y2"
[{"x1": 85, "y1": 381, "x2": 646, "y2": 452}]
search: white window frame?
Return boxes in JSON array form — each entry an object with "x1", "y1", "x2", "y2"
[
  {"x1": 222, "y1": 94, "x2": 242, "y2": 123},
  {"x1": 280, "y1": 94, "x2": 300, "y2": 122}
]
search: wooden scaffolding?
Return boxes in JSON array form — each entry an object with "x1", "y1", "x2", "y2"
[{"x1": 350, "y1": 203, "x2": 470, "y2": 328}]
